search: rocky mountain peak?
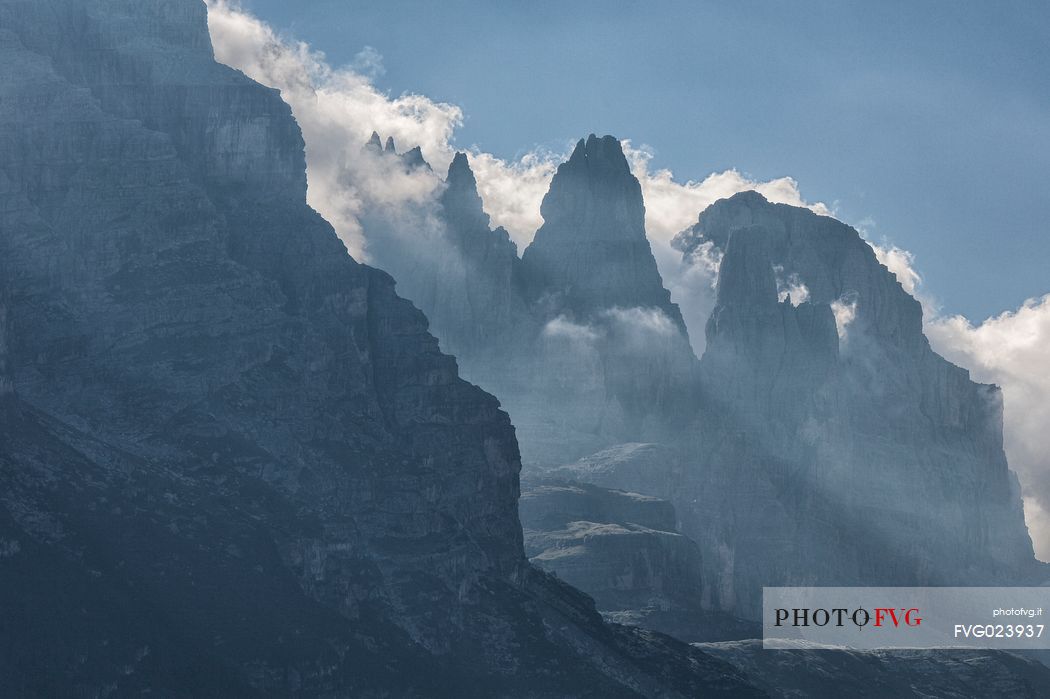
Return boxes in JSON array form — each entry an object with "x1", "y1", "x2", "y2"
[
  {"x1": 447, "y1": 151, "x2": 475, "y2": 185},
  {"x1": 533, "y1": 133, "x2": 645, "y2": 242},
  {"x1": 366, "y1": 130, "x2": 383, "y2": 152},
  {"x1": 441, "y1": 152, "x2": 490, "y2": 232},
  {"x1": 677, "y1": 190, "x2": 928, "y2": 353},
  {"x1": 521, "y1": 134, "x2": 687, "y2": 334},
  {"x1": 565, "y1": 133, "x2": 633, "y2": 176},
  {"x1": 362, "y1": 132, "x2": 431, "y2": 171},
  {"x1": 677, "y1": 194, "x2": 1039, "y2": 618},
  {"x1": 400, "y1": 144, "x2": 431, "y2": 171}
]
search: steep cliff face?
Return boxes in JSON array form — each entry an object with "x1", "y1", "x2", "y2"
[
  {"x1": 522, "y1": 190, "x2": 1041, "y2": 634},
  {"x1": 358, "y1": 144, "x2": 530, "y2": 386},
  {"x1": 5, "y1": 0, "x2": 307, "y2": 201},
  {"x1": 0, "y1": 2, "x2": 763, "y2": 696},
  {"x1": 520, "y1": 482, "x2": 705, "y2": 628},
  {"x1": 431, "y1": 153, "x2": 529, "y2": 365},
  {"x1": 701, "y1": 224, "x2": 840, "y2": 412},
  {"x1": 519, "y1": 478, "x2": 762, "y2": 645},
  {"x1": 667, "y1": 192, "x2": 1038, "y2": 618}
]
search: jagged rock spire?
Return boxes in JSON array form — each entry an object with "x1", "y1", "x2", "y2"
[
  {"x1": 536, "y1": 134, "x2": 644, "y2": 242},
  {"x1": 441, "y1": 152, "x2": 490, "y2": 232},
  {"x1": 400, "y1": 145, "x2": 431, "y2": 172},
  {"x1": 521, "y1": 134, "x2": 687, "y2": 334},
  {"x1": 365, "y1": 130, "x2": 383, "y2": 153},
  {"x1": 362, "y1": 132, "x2": 431, "y2": 171}
]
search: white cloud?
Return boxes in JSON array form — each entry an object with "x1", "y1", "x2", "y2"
[
  {"x1": 602, "y1": 307, "x2": 676, "y2": 337},
  {"x1": 542, "y1": 316, "x2": 601, "y2": 345},
  {"x1": 466, "y1": 149, "x2": 561, "y2": 250},
  {"x1": 831, "y1": 294, "x2": 858, "y2": 342},
  {"x1": 649, "y1": 239, "x2": 720, "y2": 353},
  {"x1": 206, "y1": 0, "x2": 459, "y2": 259},
  {"x1": 871, "y1": 243, "x2": 923, "y2": 296},
  {"x1": 624, "y1": 143, "x2": 832, "y2": 244},
  {"x1": 775, "y1": 268, "x2": 811, "y2": 307},
  {"x1": 926, "y1": 295, "x2": 1050, "y2": 562},
  {"x1": 351, "y1": 46, "x2": 385, "y2": 79},
  {"x1": 622, "y1": 144, "x2": 830, "y2": 351},
  {"x1": 855, "y1": 219, "x2": 933, "y2": 310},
  {"x1": 469, "y1": 143, "x2": 836, "y2": 253}
]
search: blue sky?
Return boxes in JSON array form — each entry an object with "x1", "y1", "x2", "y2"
[{"x1": 239, "y1": 0, "x2": 1048, "y2": 321}]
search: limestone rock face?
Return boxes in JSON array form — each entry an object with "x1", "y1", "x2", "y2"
[
  {"x1": 11, "y1": 0, "x2": 307, "y2": 201},
  {"x1": 509, "y1": 135, "x2": 697, "y2": 463},
  {"x1": 702, "y1": 225, "x2": 840, "y2": 414},
  {"x1": 520, "y1": 481, "x2": 704, "y2": 623},
  {"x1": 432, "y1": 153, "x2": 530, "y2": 364},
  {"x1": 361, "y1": 137, "x2": 697, "y2": 467},
  {"x1": 535, "y1": 193, "x2": 1041, "y2": 624},
  {"x1": 0, "y1": 2, "x2": 765, "y2": 696},
  {"x1": 668, "y1": 192, "x2": 1040, "y2": 618},
  {"x1": 365, "y1": 133, "x2": 432, "y2": 172},
  {"x1": 358, "y1": 145, "x2": 530, "y2": 378}
]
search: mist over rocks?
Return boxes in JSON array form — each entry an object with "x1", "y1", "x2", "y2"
[
  {"x1": 515, "y1": 136, "x2": 697, "y2": 455},
  {"x1": 358, "y1": 124, "x2": 1042, "y2": 626},
  {"x1": 433, "y1": 151, "x2": 530, "y2": 363},
  {"x1": 0, "y1": 1, "x2": 769, "y2": 695},
  {"x1": 362, "y1": 140, "x2": 532, "y2": 378},
  {"x1": 670, "y1": 192, "x2": 1039, "y2": 618},
  {"x1": 2, "y1": 0, "x2": 1046, "y2": 694},
  {"x1": 512, "y1": 189, "x2": 1040, "y2": 625},
  {"x1": 365, "y1": 131, "x2": 433, "y2": 173},
  {"x1": 359, "y1": 133, "x2": 697, "y2": 466}
]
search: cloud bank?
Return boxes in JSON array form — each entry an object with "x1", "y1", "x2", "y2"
[
  {"x1": 205, "y1": 2, "x2": 827, "y2": 259},
  {"x1": 207, "y1": 0, "x2": 456, "y2": 259}
]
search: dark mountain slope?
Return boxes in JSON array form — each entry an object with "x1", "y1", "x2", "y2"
[{"x1": 0, "y1": 1, "x2": 760, "y2": 695}]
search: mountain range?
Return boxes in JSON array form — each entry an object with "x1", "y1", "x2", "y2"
[{"x1": 0, "y1": 1, "x2": 1047, "y2": 697}]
